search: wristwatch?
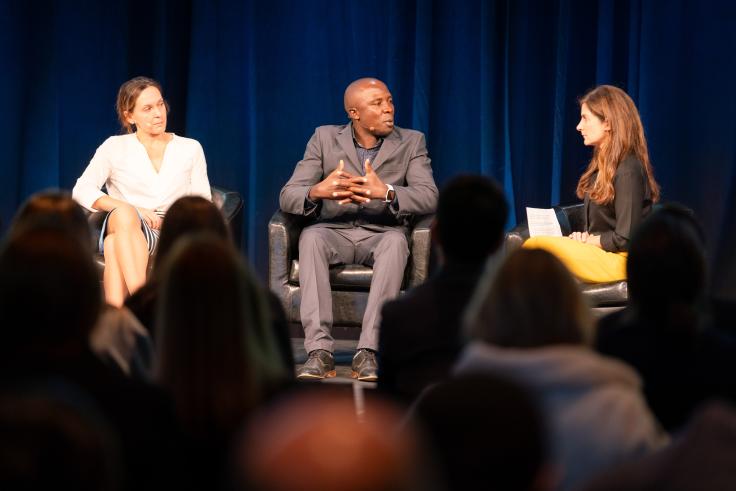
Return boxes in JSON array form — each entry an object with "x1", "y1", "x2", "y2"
[{"x1": 384, "y1": 184, "x2": 396, "y2": 203}]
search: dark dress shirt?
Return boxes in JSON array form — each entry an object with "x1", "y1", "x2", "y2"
[
  {"x1": 584, "y1": 155, "x2": 652, "y2": 252},
  {"x1": 596, "y1": 307, "x2": 736, "y2": 431}
]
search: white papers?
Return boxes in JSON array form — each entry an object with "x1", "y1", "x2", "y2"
[{"x1": 526, "y1": 207, "x2": 562, "y2": 237}]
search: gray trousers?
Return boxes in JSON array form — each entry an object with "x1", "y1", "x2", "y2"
[{"x1": 298, "y1": 225, "x2": 409, "y2": 353}]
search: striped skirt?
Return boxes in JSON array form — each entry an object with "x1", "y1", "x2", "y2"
[{"x1": 97, "y1": 208, "x2": 162, "y2": 255}]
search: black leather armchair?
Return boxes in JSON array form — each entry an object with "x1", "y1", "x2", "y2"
[
  {"x1": 89, "y1": 185, "x2": 243, "y2": 272},
  {"x1": 505, "y1": 203, "x2": 628, "y2": 315},
  {"x1": 268, "y1": 211, "x2": 434, "y2": 332}
]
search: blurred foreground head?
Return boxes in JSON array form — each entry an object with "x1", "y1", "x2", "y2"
[
  {"x1": 435, "y1": 174, "x2": 508, "y2": 264},
  {"x1": 9, "y1": 190, "x2": 93, "y2": 253},
  {"x1": 627, "y1": 204, "x2": 706, "y2": 313},
  {"x1": 412, "y1": 373, "x2": 553, "y2": 491},
  {"x1": 467, "y1": 248, "x2": 591, "y2": 347},
  {"x1": 0, "y1": 226, "x2": 101, "y2": 359},
  {"x1": 236, "y1": 389, "x2": 436, "y2": 491},
  {"x1": 153, "y1": 196, "x2": 230, "y2": 276},
  {"x1": 0, "y1": 384, "x2": 120, "y2": 491}
]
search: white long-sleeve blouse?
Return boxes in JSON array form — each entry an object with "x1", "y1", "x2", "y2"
[{"x1": 73, "y1": 133, "x2": 212, "y2": 212}]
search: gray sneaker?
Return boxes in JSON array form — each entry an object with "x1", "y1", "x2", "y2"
[{"x1": 297, "y1": 349, "x2": 336, "y2": 379}]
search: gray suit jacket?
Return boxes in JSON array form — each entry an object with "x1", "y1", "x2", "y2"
[{"x1": 279, "y1": 123, "x2": 438, "y2": 233}]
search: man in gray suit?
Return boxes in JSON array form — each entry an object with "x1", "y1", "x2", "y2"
[{"x1": 279, "y1": 78, "x2": 438, "y2": 380}]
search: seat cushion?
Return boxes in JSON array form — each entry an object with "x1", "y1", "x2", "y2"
[
  {"x1": 289, "y1": 260, "x2": 374, "y2": 290},
  {"x1": 580, "y1": 280, "x2": 628, "y2": 307}
]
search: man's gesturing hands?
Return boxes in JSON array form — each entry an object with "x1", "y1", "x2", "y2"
[
  {"x1": 308, "y1": 160, "x2": 354, "y2": 202},
  {"x1": 308, "y1": 159, "x2": 389, "y2": 206}
]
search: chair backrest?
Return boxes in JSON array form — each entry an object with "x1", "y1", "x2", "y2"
[{"x1": 211, "y1": 185, "x2": 244, "y2": 248}]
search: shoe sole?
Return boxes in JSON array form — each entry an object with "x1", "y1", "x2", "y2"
[
  {"x1": 297, "y1": 370, "x2": 337, "y2": 380},
  {"x1": 351, "y1": 371, "x2": 378, "y2": 382}
]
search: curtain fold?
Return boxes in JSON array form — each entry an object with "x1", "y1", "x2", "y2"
[{"x1": 2, "y1": 0, "x2": 735, "y2": 296}]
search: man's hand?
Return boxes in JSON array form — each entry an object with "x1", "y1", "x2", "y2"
[
  {"x1": 341, "y1": 159, "x2": 388, "y2": 205},
  {"x1": 308, "y1": 160, "x2": 356, "y2": 202}
]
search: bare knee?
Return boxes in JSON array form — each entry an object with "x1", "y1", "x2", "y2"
[{"x1": 107, "y1": 205, "x2": 141, "y2": 234}]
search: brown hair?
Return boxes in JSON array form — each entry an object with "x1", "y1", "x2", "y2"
[
  {"x1": 575, "y1": 85, "x2": 660, "y2": 205},
  {"x1": 115, "y1": 76, "x2": 166, "y2": 134},
  {"x1": 151, "y1": 196, "x2": 230, "y2": 278},
  {"x1": 155, "y1": 234, "x2": 288, "y2": 439},
  {"x1": 467, "y1": 248, "x2": 591, "y2": 348},
  {"x1": 10, "y1": 190, "x2": 93, "y2": 254}
]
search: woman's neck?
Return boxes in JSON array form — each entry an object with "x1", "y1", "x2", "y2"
[{"x1": 135, "y1": 130, "x2": 171, "y2": 146}]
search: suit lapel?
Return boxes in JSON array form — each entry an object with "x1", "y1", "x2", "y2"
[
  {"x1": 371, "y1": 129, "x2": 400, "y2": 171},
  {"x1": 337, "y1": 125, "x2": 362, "y2": 175}
]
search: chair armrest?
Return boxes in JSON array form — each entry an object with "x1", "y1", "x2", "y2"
[
  {"x1": 210, "y1": 185, "x2": 243, "y2": 224},
  {"x1": 87, "y1": 211, "x2": 107, "y2": 253},
  {"x1": 407, "y1": 213, "x2": 434, "y2": 288},
  {"x1": 504, "y1": 203, "x2": 582, "y2": 254},
  {"x1": 557, "y1": 203, "x2": 583, "y2": 234},
  {"x1": 268, "y1": 210, "x2": 312, "y2": 291},
  {"x1": 210, "y1": 185, "x2": 244, "y2": 248},
  {"x1": 504, "y1": 222, "x2": 529, "y2": 255}
]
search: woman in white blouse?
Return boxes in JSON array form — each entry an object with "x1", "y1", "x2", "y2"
[{"x1": 73, "y1": 76, "x2": 211, "y2": 306}]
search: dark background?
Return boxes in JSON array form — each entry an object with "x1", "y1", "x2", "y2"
[{"x1": 2, "y1": 0, "x2": 735, "y2": 298}]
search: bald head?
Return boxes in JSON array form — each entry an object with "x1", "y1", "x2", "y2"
[
  {"x1": 344, "y1": 78, "x2": 388, "y2": 114},
  {"x1": 343, "y1": 78, "x2": 395, "y2": 141}
]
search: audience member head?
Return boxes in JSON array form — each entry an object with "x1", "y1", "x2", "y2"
[
  {"x1": 116, "y1": 76, "x2": 168, "y2": 134},
  {"x1": 435, "y1": 174, "x2": 508, "y2": 264},
  {"x1": 0, "y1": 227, "x2": 101, "y2": 359},
  {"x1": 0, "y1": 383, "x2": 120, "y2": 491},
  {"x1": 627, "y1": 204, "x2": 706, "y2": 315},
  {"x1": 576, "y1": 84, "x2": 660, "y2": 204},
  {"x1": 155, "y1": 234, "x2": 287, "y2": 440},
  {"x1": 467, "y1": 248, "x2": 590, "y2": 347},
  {"x1": 236, "y1": 389, "x2": 433, "y2": 491},
  {"x1": 412, "y1": 373, "x2": 553, "y2": 491},
  {"x1": 9, "y1": 190, "x2": 93, "y2": 253},
  {"x1": 152, "y1": 196, "x2": 230, "y2": 277}
]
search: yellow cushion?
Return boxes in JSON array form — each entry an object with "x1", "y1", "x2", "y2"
[{"x1": 523, "y1": 236, "x2": 627, "y2": 283}]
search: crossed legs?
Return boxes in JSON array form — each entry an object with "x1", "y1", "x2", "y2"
[{"x1": 102, "y1": 205, "x2": 149, "y2": 306}]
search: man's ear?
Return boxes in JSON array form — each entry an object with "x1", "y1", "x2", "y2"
[{"x1": 348, "y1": 108, "x2": 359, "y2": 121}]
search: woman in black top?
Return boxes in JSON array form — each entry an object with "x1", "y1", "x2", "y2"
[{"x1": 525, "y1": 85, "x2": 660, "y2": 282}]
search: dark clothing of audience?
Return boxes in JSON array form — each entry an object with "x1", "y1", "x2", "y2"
[
  {"x1": 410, "y1": 373, "x2": 548, "y2": 491},
  {"x1": 595, "y1": 306, "x2": 736, "y2": 431},
  {"x1": 0, "y1": 349, "x2": 183, "y2": 491},
  {"x1": 579, "y1": 401, "x2": 736, "y2": 491},
  {"x1": 378, "y1": 261, "x2": 483, "y2": 403}
]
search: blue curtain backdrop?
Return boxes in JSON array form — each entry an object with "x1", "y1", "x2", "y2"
[{"x1": 2, "y1": 0, "x2": 736, "y2": 297}]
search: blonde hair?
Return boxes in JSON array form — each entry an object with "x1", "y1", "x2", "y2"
[
  {"x1": 467, "y1": 249, "x2": 592, "y2": 348},
  {"x1": 576, "y1": 85, "x2": 660, "y2": 205}
]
